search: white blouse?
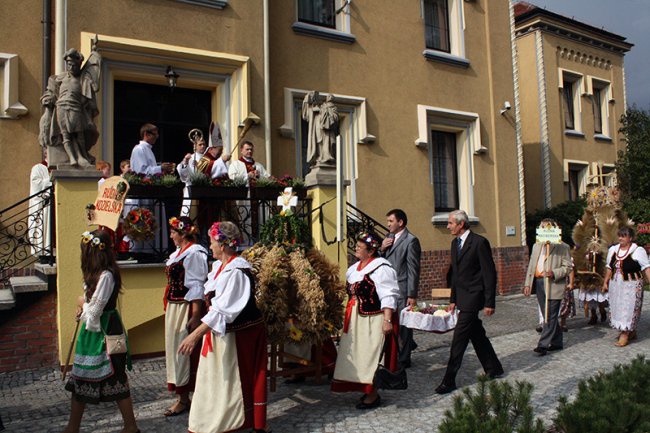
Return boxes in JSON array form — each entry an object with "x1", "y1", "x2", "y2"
[
  {"x1": 201, "y1": 256, "x2": 253, "y2": 337},
  {"x1": 166, "y1": 243, "x2": 209, "y2": 301},
  {"x1": 605, "y1": 243, "x2": 650, "y2": 271},
  {"x1": 346, "y1": 257, "x2": 400, "y2": 310},
  {"x1": 80, "y1": 271, "x2": 114, "y2": 333}
]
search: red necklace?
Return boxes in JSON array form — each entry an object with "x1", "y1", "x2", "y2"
[
  {"x1": 177, "y1": 242, "x2": 194, "y2": 256},
  {"x1": 616, "y1": 245, "x2": 632, "y2": 260},
  {"x1": 357, "y1": 257, "x2": 376, "y2": 271},
  {"x1": 214, "y1": 255, "x2": 237, "y2": 279}
]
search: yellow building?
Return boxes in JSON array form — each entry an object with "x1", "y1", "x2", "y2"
[
  {"x1": 0, "y1": 0, "x2": 529, "y2": 370},
  {"x1": 514, "y1": 2, "x2": 632, "y2": 211}
]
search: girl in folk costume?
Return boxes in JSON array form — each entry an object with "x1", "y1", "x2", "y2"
[
  {"x1": 602, "y1": 227, "x2": 650, "y2": 347},
  {"x1": 179, "y1": 221, "x2": 269, "y2": 433},
  {"x1": 63, "y1": 229, "x2": 139, "y2": 433},
  {"x1": 331, "y1": 231, "x2": 400, "y2": 410},
  {"x1": 163, "y1": 216, "x2": 208, "y2": 417}
]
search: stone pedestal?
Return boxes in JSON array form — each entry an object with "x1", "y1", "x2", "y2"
[
  {"x1": 307, "y1": 184, "x2": 347, "y2": 281},
  {"x1": 305, "y1": 165, "x2": 336, "y2": 187}
]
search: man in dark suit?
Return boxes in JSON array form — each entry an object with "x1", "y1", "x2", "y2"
[
  {"x1": 380, "y1": 209, "x2": 421, "y2": 368},
  {"x1": 435, "y1": 210, "x2": 504, "y2": 394}
]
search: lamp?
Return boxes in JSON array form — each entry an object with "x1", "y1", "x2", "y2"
[{"x1": 165, "y1": 66, "x2": 179, "y2": 90}]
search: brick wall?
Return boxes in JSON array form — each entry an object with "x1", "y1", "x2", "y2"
[
  {"x1": 417, "y1": 245, "x2": 529, "y2": 299},
  {"x1": 0, "y1": 291, "x2": 59, "y2": 373}
]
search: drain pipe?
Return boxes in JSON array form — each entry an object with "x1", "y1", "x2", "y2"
[
  {"x1": 42, "y1": 0, "x2": 52, "y2": 90},
  {"x1": 54, "y1": 0, "x2": 66, "y2": 73},
  {"x1": 263, "y1": 0, "x2": 272, "y2": 173}
]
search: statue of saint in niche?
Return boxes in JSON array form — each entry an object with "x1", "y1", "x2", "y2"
[{"x1": 302, "y1": 91, "x2": 339, "y2": 168}]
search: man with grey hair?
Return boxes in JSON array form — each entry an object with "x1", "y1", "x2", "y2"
[{"x1": 435, "y1": 210, "x2": 503, "y2": 394}]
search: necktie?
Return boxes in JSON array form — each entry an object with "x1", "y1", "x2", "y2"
[{"x1": 457, "y1": 237, "x2": 463, "y2": 254}]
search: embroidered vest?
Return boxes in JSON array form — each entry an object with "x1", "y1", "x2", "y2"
[
  {"x1": 609, "y1": 248, "x2": 643, "y2": 281},
  {"x1": 347, "y1": 264, "x2": 388, "y2": 316},
  {"x1": 226, "y1": 268, "x2": 263, "y2": 332},
  {"x1": 165, "y1": 259, "x2": 189, "y2": 302}
]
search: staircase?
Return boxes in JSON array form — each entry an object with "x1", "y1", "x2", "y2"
[
  {"x1": 0, "y1": 187, "x2": 56, "y2": 310},
  {"x1": 345, "y1": 202, "x2": 389, "y2": 263}
]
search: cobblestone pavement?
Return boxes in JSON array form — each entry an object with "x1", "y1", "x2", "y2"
[{"x1": 2, "y1": 295, "x2": 649, "y2": 433}]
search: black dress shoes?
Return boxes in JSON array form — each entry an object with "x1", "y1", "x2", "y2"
[
  {"x1": 533, "y1": 346, "x2": 547, "y2": 356},
  {"x1": 435, "y1": 383, "x2": 457, "y2": 394},
  {"x1": 355, "y1": 394, "x2": 381, "y2": 410},
  {"x1": 486, "y1": 368, "x2": 504, "y2": 379}
]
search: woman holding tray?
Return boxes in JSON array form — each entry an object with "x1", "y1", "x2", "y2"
[{"x1": 331, "y1": 231, "x2": 400, "y2": 409}]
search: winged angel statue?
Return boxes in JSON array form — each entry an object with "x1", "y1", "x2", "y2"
[{"x1": 39, "y1": 38, "x2": 102, "y2": 168}]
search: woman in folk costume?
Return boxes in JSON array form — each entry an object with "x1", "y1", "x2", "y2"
[
  {"x1": 179, "y1": 221, "x2": 269, "y2": 433},
  {"x1": 602, "y1": 227, "x2": 650, "y2": 347},
  {"x1": 331, "y1": 231, "x2": 400, "y2": 410},
  {"x1": 163, "y1": 216, "x2": 208, "y2": 417},
  {"x1": 63, "y1": 229, "x2": 139, "y2": 433}
]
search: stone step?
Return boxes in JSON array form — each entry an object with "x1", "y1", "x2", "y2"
[
  {"x1": 34, "y1": 262, "x2": 57, "y2": 276},
  {"x1": 0, "y1": 287, "x2": 16, "y2": 310},
  {"x1": 9, "y1": 275, "x2": 49, "y2": 294}
]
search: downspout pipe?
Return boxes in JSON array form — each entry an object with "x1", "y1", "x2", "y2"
[
  {"x1": 42, "y1": 0, "x2": 52, "y2": 90},
  {"x1": 263, "y1": 0, "x2": 272, "y2": 173}
]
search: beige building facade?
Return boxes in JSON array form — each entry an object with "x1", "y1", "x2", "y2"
[{"x1": 514, "y1": 2, "x2": 632, "y2": 211}]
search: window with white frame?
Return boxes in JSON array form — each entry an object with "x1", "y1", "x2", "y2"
[
  {"x1": 565, "y1": 161, "x2": 588, "y2": 201},
  {"x1": 293, "y1": 0, "x2": 355, "y2": 43},
  {"x1": 601, "y1": 165, "x2": 616, "y2": 187},
  {"x1": 422, "y1": 0, "x2": 468, "y2": 67},
  {"x1": 560, "y1": 70, "x2": 583, "y2": 134},
  {"x1": 0, "y1": 53, "x2": 28, "y2": 119},
  {"x1": 591, "y1": 78, "x2": 611, "y2": 138},
  {"x1": 416, "y1": 105, "x2": 479, "y2": 222}
]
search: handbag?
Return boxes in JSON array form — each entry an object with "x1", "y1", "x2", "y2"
[
  {"x1": 372, "y1": 333, "x2": 408, "y2": 390},
  {"x1": 101, "y1": 310, "x2": 127, "y2": 355}
]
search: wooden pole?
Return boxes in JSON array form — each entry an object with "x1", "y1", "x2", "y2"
[
  {"x1": 544, "y1": 242, "x2": 551, "y2": 323},
  {"x1": 62, "y1": 319, "x2": 80, "y2": 382}
]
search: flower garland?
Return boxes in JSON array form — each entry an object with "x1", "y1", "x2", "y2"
[
  {"x1": 208, "y1": 222, "x2": 240, "y2": 248},
  {"x1": 169, "y1": 217, "x2": 198, "y2": 236},
  {"x1": 81, "y1": 231, "x2": 106, "y2": 250},
  {"x1": 122, "y1": 207, "x2": 157, "y2": 241}
]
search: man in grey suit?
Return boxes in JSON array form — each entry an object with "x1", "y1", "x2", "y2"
[{"x1": 379, "y1": 209, "x2": 421, "y2": 368}]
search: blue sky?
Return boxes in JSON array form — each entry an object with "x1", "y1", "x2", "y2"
[{"x1": 522, "y1": 0, "x2": 650, "y2": 110}]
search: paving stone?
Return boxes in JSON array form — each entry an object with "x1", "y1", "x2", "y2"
[{"x1": 1, "y1": 295, "x2": 649, "y2": 432}]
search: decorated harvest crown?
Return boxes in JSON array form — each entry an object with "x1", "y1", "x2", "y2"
[
  {"x1": 357, "y1": 231, "x2": 380, "y2": 250},
  {"x1": 209, "y1": 222, "x2": 240, "y2": 248},
  {"x1": 169, "y1": 216, "x2": 198, "y2": 235},
  {"x1": 81, "y1": 231, "x2": 106, "y2": 250}
]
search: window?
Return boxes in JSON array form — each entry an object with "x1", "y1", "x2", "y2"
[
  {"x1": 559, "y1": 70, "x2": 583, "y2": 135},
  {"x1": 590, "y1": 78, "x2": 611, "y2": 139},
  {"x1": 298, "y1": 0, "x2": 336, "y2": 28},
  {"x1": 431, "y1": 130, "x2": 458, "y2": 211},
  {"x1": 292, "y1": 0, "x2": 355, "y2": 43},
  {"x1": 565, "y1": 162, "x2": 588, "y2": 201},
  {"x1": 422, "y1": 0, "x2": 468, "y2": 67},
  {"x1": 601, "y1": 165, "x2": 616, "y2": 187},
  {"x1": 416, "y1": 105, "x2": 480, "y2": 222},
  {"x1": 0, "y1": 53, "x2": 28, "y2": 119},
  {"x1": 424, "y1": 0, "x2": 450, "y2": 53}
]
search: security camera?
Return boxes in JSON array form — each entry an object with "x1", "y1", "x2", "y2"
[{"x1": 500, "y1": 101, "x2": 512, "y2": 115}]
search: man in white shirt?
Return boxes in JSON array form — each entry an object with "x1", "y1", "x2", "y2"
[
  {"x1": 178, "y1": 136, "x2": 207, "y2": 216},
  {"x1": 130, "y1": 123, "x2": 174, "y2": 176},
  {"x1": 228, "y1": 140, "x2": 269, "y2": 185}
]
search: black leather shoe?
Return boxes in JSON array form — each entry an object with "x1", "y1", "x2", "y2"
[
  {"x1": 533, "y1": 347, "x2": 547, "y2": 356},
  {"x1": 535, "y1": 325, "x2": 543, "y2": 333},
  {"x1": 486, "y1": 369, "x2": 504, "y2": 379},
  {"x1": 435, "y1": 383, "x2": 457, "y2": 394},
  {"x1": 547, "y1": 345, "x2": 563, "y2": 352},
  {"x1": 355, "y1": 394, "x2": 381, "y2": 410}
]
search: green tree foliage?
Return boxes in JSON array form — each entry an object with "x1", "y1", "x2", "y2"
[
  {"x1": 526, "y1": 198, "x2": 586, "y2": 249},
  {"x1": 554, "y1": 356, "x2": 650, "y2": 433},
  {"x1": 438, "y1": 376, "x2": 545, "y2": 433}
]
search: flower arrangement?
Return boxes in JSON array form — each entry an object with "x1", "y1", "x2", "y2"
[
  {"x1": 123, "y1": 172, "x2": 181, "y2": 187},
  {"x1": 122, "y1": 207, "x2": 157, "y2": 241},
  {"x1": 587, "y1": 185, "x2": 619, "y2": 210},
  {"x1": 187, "y1": 172, "x2": 248, "y2": 188},
  {"x1": 252, "y1": 175, "x2": 305, "y2": 189}
]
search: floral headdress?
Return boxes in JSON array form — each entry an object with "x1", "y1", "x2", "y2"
[
  {"x1": 81, "y1": 231, "x2": 106, "y2": 250},
  {"x1": 169, "y1": 216, "x2": 198, "y2": 235},
  {"x1": 357, "y1": 231, "x2": 380, "y2": 250},
  {"x1": 209, "y1": 222, "x2": 240, "y2": 248}
]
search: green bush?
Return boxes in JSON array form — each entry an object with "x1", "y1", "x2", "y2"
[
  {"x1": 526, "y1": 198, "x2": 586, "y2": 249},
  {"x1": 553, "y1": 355, "x2": 650, "y2": 433},
  {"x1": 438, "y1": 376, "x2": 544, "y2": 433}
]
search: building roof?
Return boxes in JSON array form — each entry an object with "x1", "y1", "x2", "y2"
[{"x1": 513, "y1": 1, "x2": 633, "y2": 54}]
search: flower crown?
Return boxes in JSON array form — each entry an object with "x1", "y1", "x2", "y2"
[
  {"x1": 209, "y1": 222, "x2": 240, "y2": 248},
  {"x1": 169, "y1": 217, "x2": 197, "y2": 235},
  {"x1": 357, "y1": 231, "x2": 380, "y2": 250},
  {"x1": 81, "y1": 231, "x2": 106, "y2": 250}
]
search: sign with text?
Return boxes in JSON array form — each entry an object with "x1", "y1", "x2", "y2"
[
  {"x1": 535, "y1": 226, "x2": 562, "y2": 244},
  {"x1": 88, "y1": 176, "x2": 130, "y2": 230}
]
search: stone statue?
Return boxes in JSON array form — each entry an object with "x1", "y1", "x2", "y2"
[
  {"x1": 39, "y1": 43, "x2": 102, "y2": 168},
  {"x1": 302, "y1": 91, "x2": 339, "y2": 168}
]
